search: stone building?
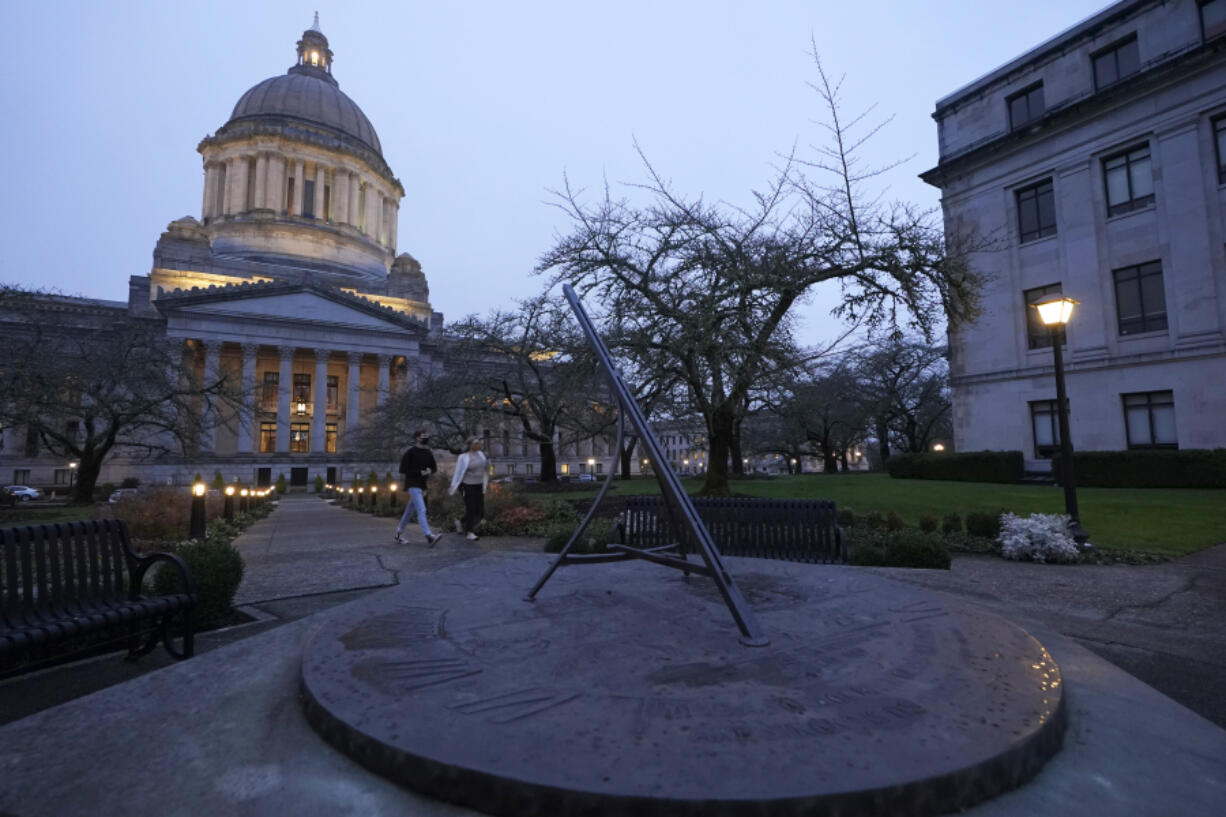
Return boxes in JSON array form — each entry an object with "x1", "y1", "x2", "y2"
[{"x1": 922, "y1": 0, "x2": 1226, "y2": 471}]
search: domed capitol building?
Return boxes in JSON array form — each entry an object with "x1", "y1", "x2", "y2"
[{"x1": 2, "y1": 18, "x2": 449, "y2": 491}]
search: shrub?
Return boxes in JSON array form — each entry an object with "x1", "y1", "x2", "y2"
[
  {"x1": 368, "y1": 470, "x2": 379, "y2": 488},
  {"x1": 120, "y1": 476, "x2": 141, "y2": 489},
  {"x1": 997, "y1": 513, "x2": 1080, "y2": 563},
  {"x1": 941, "y1": 513, "x2": 963, "y2": 534},
  {"x1": 211, "y1": 471, "x2": 225, "y2": 490},
  {"x1": 886, "y1": 451, "x2": 1024, "y2": 483},
  {"x1": 848, "y1": 528, "x2": 951, "y2": 569},
  {"x1": 115, "y1": 486, "x2": 222, "y2": 540},
  {"x1": 314, "y1": 475, "x2": 325, "y2": 493},
  {"x1": 862, "y1": 511, "x2": 886, "y2": 530},
  {"x1": 492, "y1": 504, "x2": 549, "y2": 536},
  {"x1": 275, "y1": 473, "x2": 287, "y2": 494},
  {"x1": 150, "y1": 532, "x2": 245, "y2": 628},
  {"x1": 918, "y1": 514, "x2": 938, "y2": 533},
  {"x1": 1052, "y1": 448, "x2": 1226, "y2": 489},
  {"x1": 836, "y1": 508, "x2": 856, "y2": 527},
  {"x1": 965, "y1": 510, "x2": 1007, "y2": 539},
  {"x1": 886, "y1": 511, "x2": 907, "y2": 531},
  {"x1": 544, "y1": 518, "x2": 617, "y2": 554}
]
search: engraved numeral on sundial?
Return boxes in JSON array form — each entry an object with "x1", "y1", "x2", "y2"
[
  {"x1": 448, "y1": 688, "x2": 580, "y2": 723},
  {"x1": 381, "y1": 658, "x2": 482, "y2": 690}
]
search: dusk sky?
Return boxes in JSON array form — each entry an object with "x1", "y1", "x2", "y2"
[{"x1": 5, "y1": 0, "x2": 1110, "y2": 348}]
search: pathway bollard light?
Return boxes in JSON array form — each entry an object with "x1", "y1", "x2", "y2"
[
  {"x1": 224, "y1": 485, "x2": 235, "y2": 521},
  {"x1": 357, "y1": 486, "x2": 365, "y2": 507},
  {"x1": 389, "y1": 483, "x2": 398, "y2": 510},
  {"x1": 189, "y1": 482, "x2": 207, "y2": 540},
  {"x1": 370, "y1": 485, "x2": 378, "y2": 511},
  {"x1": 240, "y1": 488, "x2": 249, "y2": 513},
  {"x1": 1032, "y1": 295, "x2": 1090, "y2": 546}
]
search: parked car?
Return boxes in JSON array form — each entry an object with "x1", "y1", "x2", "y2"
[
  {"x1": 109, "y1": 488, "x2": 140, "y2": 504},
  {"x1": 5, "y1": 485, "x2": 42, "y2": 502},
  {"x1": 577, "y1": 473, "x2": 596, "y2": 482}
]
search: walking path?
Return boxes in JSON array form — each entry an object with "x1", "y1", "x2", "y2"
[{"x1": 1, "y1": 493, "x2": 1224, "y2": 816}]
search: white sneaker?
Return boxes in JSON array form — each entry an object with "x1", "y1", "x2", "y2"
[
  {"x1": 466, "y1": 532, "x2": 479, "y2": 541},
  {"x1": 426, "y1": 533, "x2": 442, "y2": 548},
  {"x1": 394, "y1": 532, "x2": 406, "y2": 544}
]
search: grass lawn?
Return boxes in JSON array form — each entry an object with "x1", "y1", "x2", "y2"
[
  {"x1": 528, "y1": 473, "x2": 1225, "y2": 557},
  {"x1": 0, "y1": 503, "x2": 114, "y2": 526}
]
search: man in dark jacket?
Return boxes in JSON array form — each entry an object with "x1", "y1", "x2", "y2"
[{"x1": 395, "y1": 428, "x2": 442, "y2": 546}]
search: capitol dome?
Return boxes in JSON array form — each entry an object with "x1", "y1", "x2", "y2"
[{"x1": 194, "y1": 15, "x2": 405, "y2": 286}]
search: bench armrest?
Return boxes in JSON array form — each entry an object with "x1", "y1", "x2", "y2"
[{"x1": 130, "y1": 552, "x2": 198, "y2": 600}]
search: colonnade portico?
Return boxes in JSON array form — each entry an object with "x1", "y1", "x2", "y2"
[{"x1": 187, "y1": 339, "x2": 405, "y2": 457}]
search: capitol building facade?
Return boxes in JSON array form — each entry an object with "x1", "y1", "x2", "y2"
[{"x1": 2, "y1": 20, "x2": 448, "y2": 491}]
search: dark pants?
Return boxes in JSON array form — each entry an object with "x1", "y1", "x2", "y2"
[{"x1": 460, "y1": 483, "x2": 484, "y2": 533}]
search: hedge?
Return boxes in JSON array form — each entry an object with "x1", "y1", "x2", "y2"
[
  {"x1": 1052, "y1": 449, "x2": 1226, "y2": 488},
  {"x1": 886, "y1": 451, "x2": 1024, "y2": 483}
]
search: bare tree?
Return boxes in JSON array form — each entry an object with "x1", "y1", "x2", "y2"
[
  {"x1": 855, "y1": 337, "x2": 951, "y2": 459},
  {"x1": 539, "y1": 51, "x2": 977, "y2": 494},
  {"x1": 0, "y1": 289, "x2": 235, "y2": 502}
]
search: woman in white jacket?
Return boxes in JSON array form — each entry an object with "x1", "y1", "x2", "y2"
[{"x1": 449, "y1": 437, "x2": 489, "y2": 540}]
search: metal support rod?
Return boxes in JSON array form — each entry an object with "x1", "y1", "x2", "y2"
[{"x1": 527, "y1": 284, "x2": 768, "y2": 646}]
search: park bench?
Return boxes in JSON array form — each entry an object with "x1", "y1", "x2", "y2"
[
  {"x1": 0, "y1": 519, "x2": 196, "y2": 676},
  {"x1": 621, "y1": 495, "x2": 847, "y2": 564}
]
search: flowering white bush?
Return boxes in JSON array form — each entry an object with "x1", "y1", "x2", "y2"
[{"x1": 997, "y1": 513, "x2": 1081, "y2": 563}]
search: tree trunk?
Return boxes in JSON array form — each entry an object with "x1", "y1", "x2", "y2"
[
  {"x1": 876, "y1": 417, "x2": 892, "y2": 465},
  {"x1": 72, "y1": 450, "x2": 106, "y2": 504},
  {"x1": 730, "y1": 433, "x2": 744, "y2": 476},
  {"x1": 701, "y1": 410, "x2": 734, "y2": 495},
  {"x1": 823, "y1": 446, "x2": 839, "y2": 474},
  {"x1": 839, "y1": 449, "x2": 850, "y2": 472},
  {"x1": 539, "y1": 441, "x2": 558, "y2": 482},
  {"x1": 619, "y1": 437, "x2": 636, "y2": 480}
]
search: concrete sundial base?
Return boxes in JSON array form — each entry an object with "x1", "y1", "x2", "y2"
[{"x1": 300, "y1": 554, "x2": 1065, "y2": 817}]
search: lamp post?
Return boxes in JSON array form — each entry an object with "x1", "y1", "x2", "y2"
[
  {"x1": 67, "y1": 461, "x2": 78, "y2": 496},
  {"x1": 189, "y1": 482, "x2": 207, "y2": 539},
  {"x1": 1032, "y1": 295, "x2": 1089, "y2": 545}
]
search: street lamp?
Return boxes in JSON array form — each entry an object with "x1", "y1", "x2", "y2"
[
  {"x1": 67, "y1": 461, "x2": 78, "y2": 493},
  {"x1": 1032, "y1": 295, "x2": 1089, "y2": 545},
  {"x1": 189, "y1": 482, "x2": 207, "y2": 539},
  {"x1": 932, "y1": 443, "x2": 946, "y2": 452}
]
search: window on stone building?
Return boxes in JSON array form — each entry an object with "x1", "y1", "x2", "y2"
[
  {"x1": 560, "y1": 463, "x2": 570, "y2": 475},
  {"x1": 259, "y1": 423, "x2": 276, "y2": 453},
  {"x1": 1007, "y1": 83, "x2": 1045, "y2": 131},
  {"x1": 577, "y1": 462, "x2": 586, "y2": 474},
  {"x1": 290, "y1": 423, "x2": 310, "y2": 453},
  {"x1": 521, "y1": 437, "x2": 529, "y2": 456},
  {"x1": 285, "y1": 176, "x2": 295, "y2": 215},
  {"x1": 506, "y1": 463, "x2": 516, "y2": 475},
  {"x1": 13, "y1": 469, "x2": 30, "y2": 485},
  {"x1": 525, "y1": 463, "x2": 534, "y2": 475},
  {"x1": 1092, "y1": 35, "x2": 1139, "y2": 90},
  {"x1": 1123, "y1": 391, "x2": 1177, "y2": 448},
  {"x1": 262, "y1": 372, "x2": 278, "y2": 411},
  {"x1": 596, "y1": 463, "x2": 603, "y2": 475},
  {"x1": 53, "y1": 469, "x2": 71, "y2": 485},
  {"x1": 326, "y1": 423, "x2": 338, "y2": 453},
  {"x1": 293, "y1": 373, "x2": 311, "y2": 413},
  {"x1": 1029, "y1": 400, "x2": 1062, "y2": 459},
  {"x1": 326, "y1": 376, "x2": 339, "y2": 411},
  {"x1": 1016, "y1": 179, "x2": 1056, "y2": 243},
  {"x1": 302, "y1": 180, "x2": 316, "y2": 218},
  {"x1": 1201, "y1": 0, "x2": 1226, "y2": 41},
  {"x1": 1024, "y1": 284, "x2": 1064, "y2": 349},
  {"x1": 1104, "y1": 145, "x2": 1154, "y2": 216},
  {"x1": 1113, "y1": 261, "x2": 1167, "y2": 335},
  {"x1": 1214, "y1": 115, "x2": 1226, "y2": 184}
]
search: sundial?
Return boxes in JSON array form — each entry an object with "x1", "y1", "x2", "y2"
[
  {"x1": 300, "y1": 286, "x2": 1065, "y2": 814},
  {"x1": 301, "y1": 555, "x2": 1065, "y2": 816}
]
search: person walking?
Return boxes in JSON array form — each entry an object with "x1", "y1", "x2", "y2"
[
  {"x1": 449, "y1": 437, "x2": 489, "y2": 541},
  {"x1": 395, "y1": 428, "x2": 442, "y2": 547}
]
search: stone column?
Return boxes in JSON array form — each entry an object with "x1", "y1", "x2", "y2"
[
  {"x1": 377, "y1": 355, "x2": 391, "y2": 406},
  {"x1": 266, "y1": 157, "x2": 285, "y2": 215},
  {"x1": 223, "y1": 157, "x2": 238, "y2": 215},
  {"x1": 346, "y1": 351, "x2": 363, "y2": 440},
  {"x1": 202, "y1": 164, "x2": 218, "y2": 221},
  {"x1": 294, "y1": 159, "x2": 306, "y2": 216},
  {"x1": 254, "y1": 153, "x2": 268, "y2": 210},
  {"x1": 201, "y1": 341, "x2": 222, "y2": 452},
  {"x1": 277, "y1": 346, "x2": 294, "y2": 453},
  {"x1": 349, "y1": 175, "x2": 361, "y2": 231},
  {"x1": 237, "y1": 343, "x2": 258, "y2": 454},
  {"x1": 314, "y1": 165, "x2": 326, "y2": 221},
  {"x1": 334, "y1": 169, "x2": 349, "y2": 225},
  {"x1": 312, "y1": 348, "x2": 329, "y2": 454},
  {"x1": 370, "y1": 191, "x2": 382, "y2": 242},
  {"x1": 389, "y1": 200, "x2": 398, "y2": 250},
  {"x1": 231, "y1": 156, "x2": 250, "y2": 214}
]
